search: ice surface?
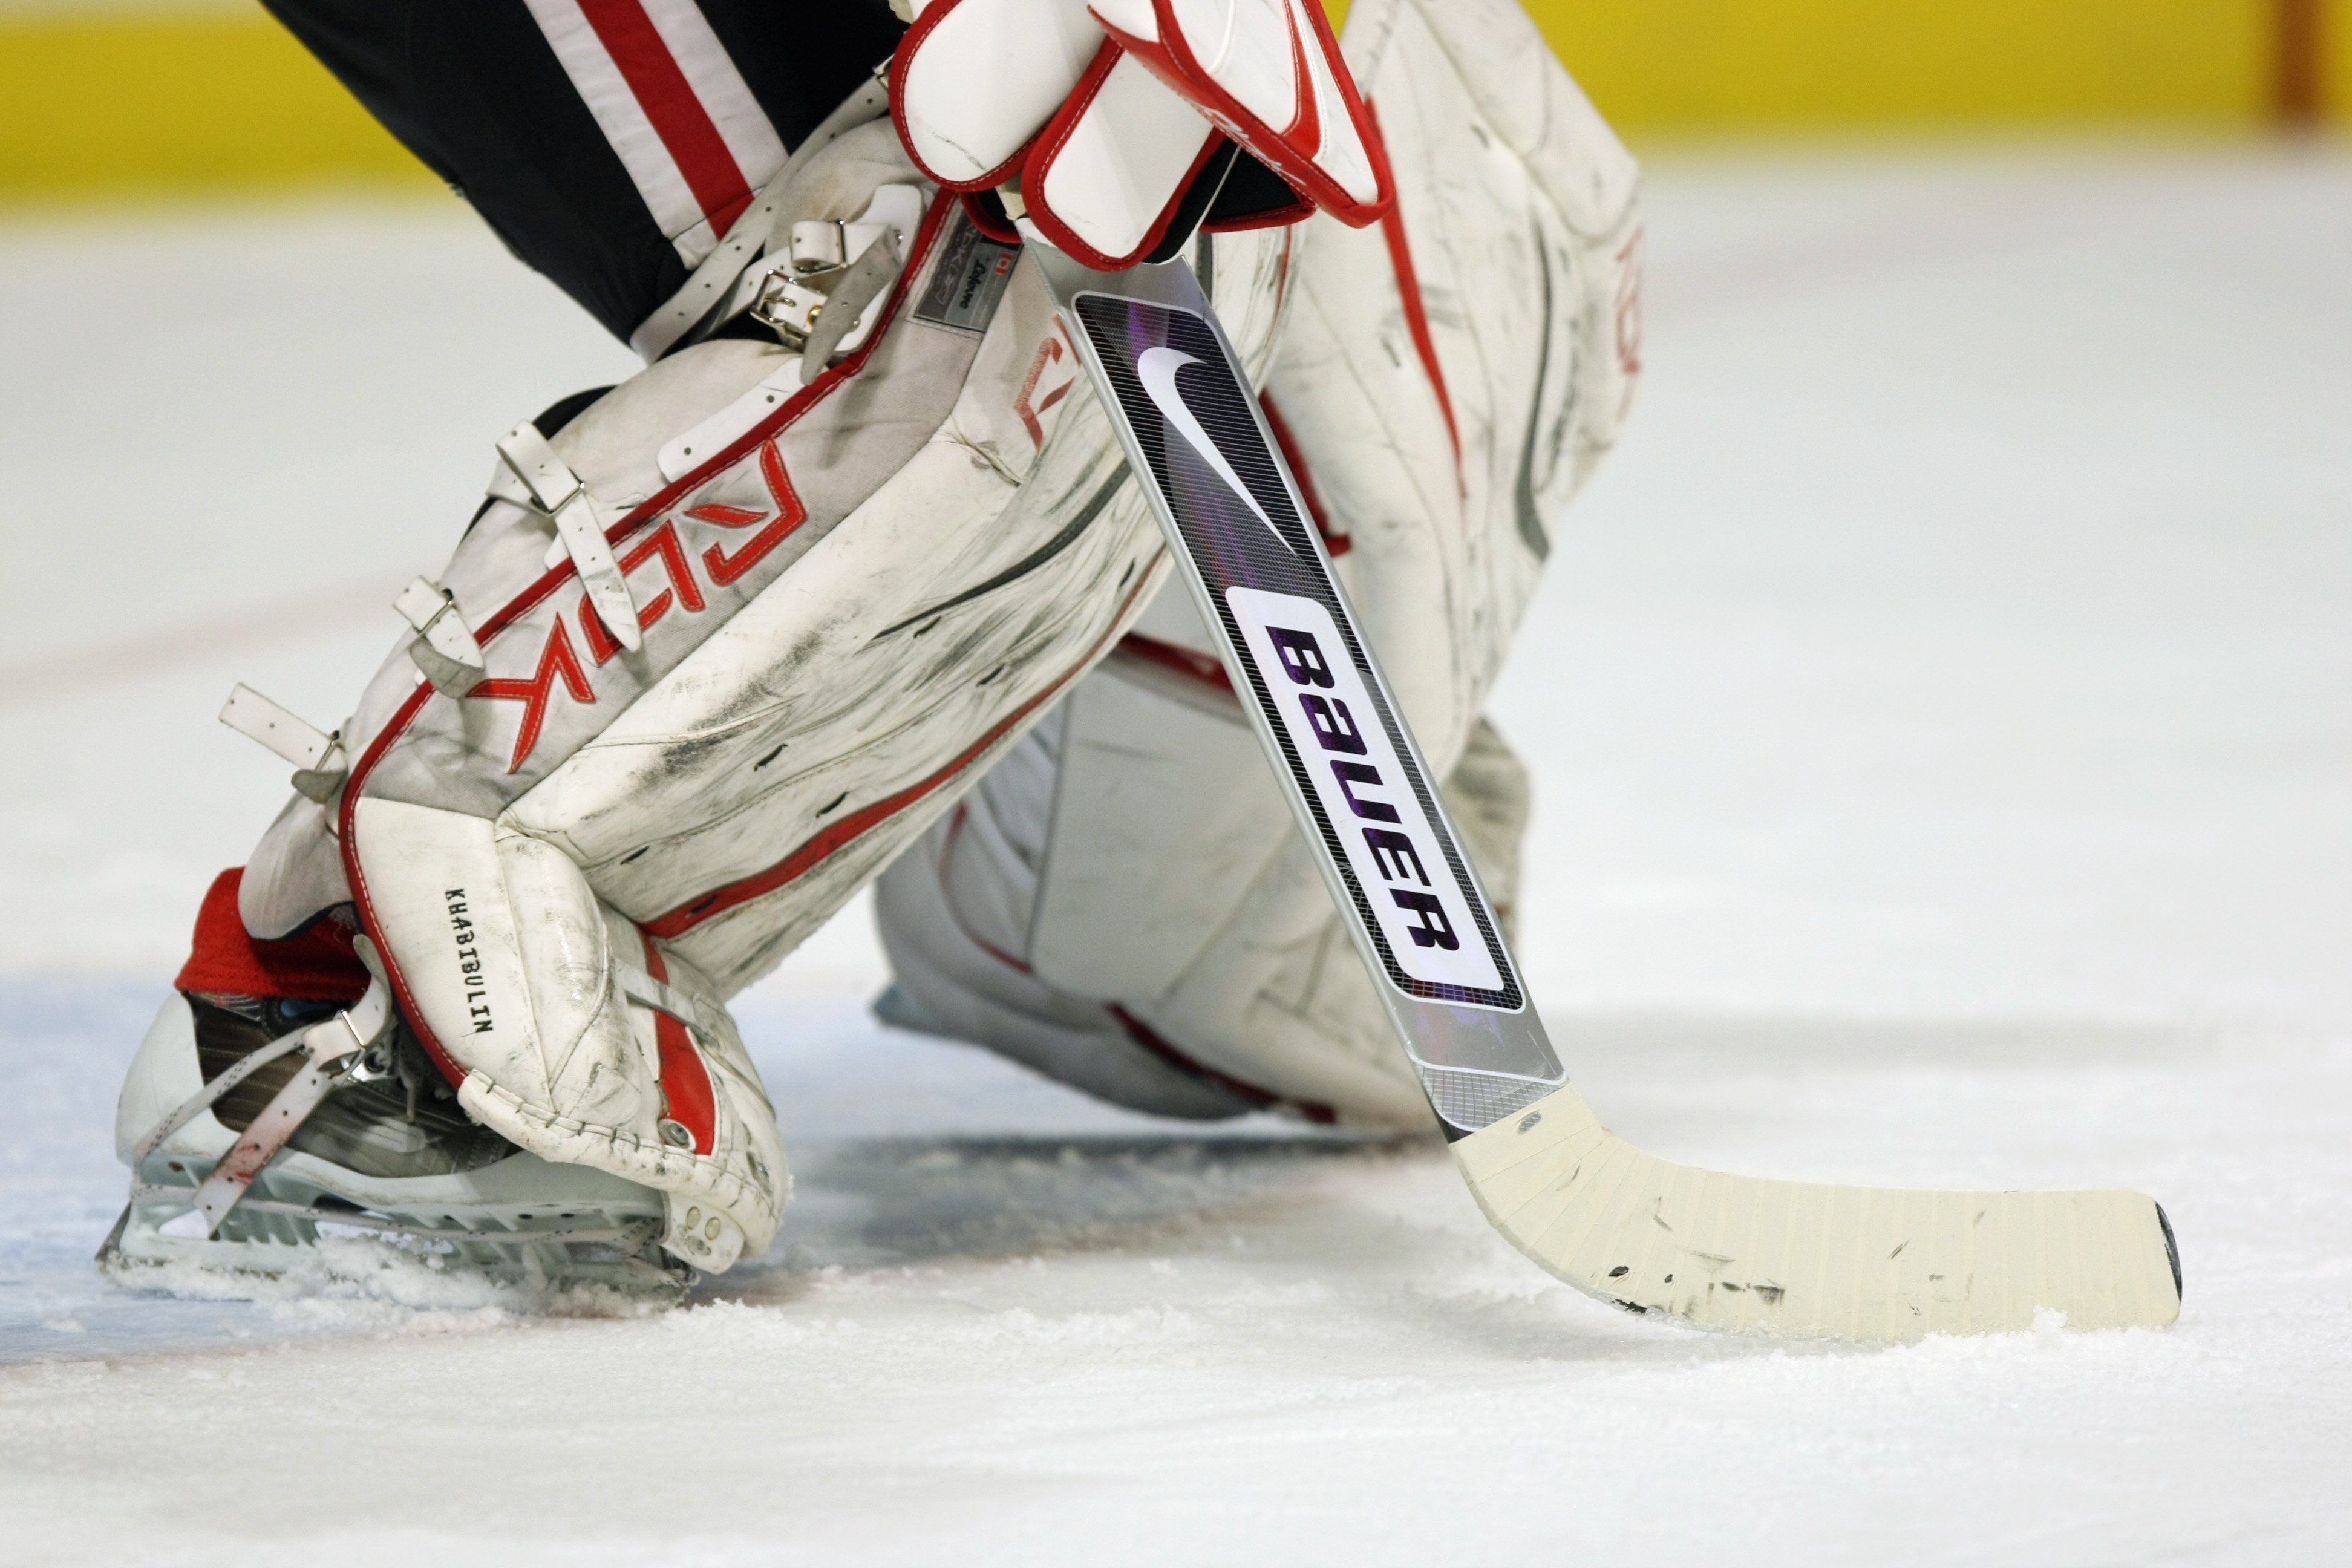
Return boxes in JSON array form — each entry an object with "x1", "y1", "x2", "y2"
[{"x1": 1, "y1": 146, "x2": 2348, "y2": 1564}]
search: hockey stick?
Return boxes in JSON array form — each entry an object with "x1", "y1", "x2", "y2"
[{"x1": 1033, "y1": 247, "x2": 2182, "y2": 1341}]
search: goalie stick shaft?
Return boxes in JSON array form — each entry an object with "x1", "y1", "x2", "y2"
[
  {"x1": 1037, "y1": 246, "x2": 2183, "y2": 1341},
  {"x1": 1037, "y1": 249, "x2": 1563, "y2": 1138}
]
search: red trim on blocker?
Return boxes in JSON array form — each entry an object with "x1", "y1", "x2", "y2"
[
  {"x1": 639, "y1": 933, "x2": 716, "y2": 1155},
  {"x1": 961, "y1": 190, "x2": 1025, "y2": 246},
  {"x1": 1100, "y1": 0, "x2": 1392, "y2": 229},
  {"x1": 1022, "y1": 40, "x2": 1226, "y2": 273},
  {"x1": 643, "y1": 569, "x2": 1160, "y2": 942},
  {"x1": 577, "y1": 0, "x2": 757, "y2": 238},
  {"x1": 1200, "y1": 192, "x2": 1313, "y2": 236},
  {"x1": 339, "y1": 191, "x2": 964, "y2": 1090},
  {"x1": 889, "y1": 0, "x2": 1040, "y2": 193}
]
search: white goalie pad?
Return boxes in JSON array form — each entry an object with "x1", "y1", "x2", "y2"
[
  {"x1": 877, "y1": 0, "x2": 1636, "y2": 1125},
  {"x1": 231, "y1": 107, "x2": 1300, "y2": 1273}
]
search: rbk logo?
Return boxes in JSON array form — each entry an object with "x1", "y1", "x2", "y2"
[
  {"x1": 1135, "y1": 346, "x2": 1297, "y2": 558},
  {"x1": 469, "y1": 439, "x2": 808, "y2": 773}
]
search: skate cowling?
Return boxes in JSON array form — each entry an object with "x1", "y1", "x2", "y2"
[
  {"x1": 100, "y1": 875, "x2": 693, "y2": 1296},
  {"x1": 103, "y1": 990, "x2": 690, "y2": 1296}
]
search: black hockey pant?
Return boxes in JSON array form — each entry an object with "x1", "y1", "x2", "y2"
[{"x1": 265, "y1": 1, "x2": 907, "y2": 345}]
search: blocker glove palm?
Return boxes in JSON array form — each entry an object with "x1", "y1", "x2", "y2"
[{"x1": 889, "y1": 0, "x2": 1393, "y2": 267}]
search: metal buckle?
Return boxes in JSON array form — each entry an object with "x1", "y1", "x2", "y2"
[{"x1": 750, "y1": 266, "x2": 826, "y2": 349}]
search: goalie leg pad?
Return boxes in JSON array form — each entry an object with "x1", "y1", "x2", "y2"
[
  {"x1": 223, "y1": 109, "x2": 1300, "y2": 1273},
  {"x1": 875, "y1": 673, "x2": 1528, "y2": 1129}
]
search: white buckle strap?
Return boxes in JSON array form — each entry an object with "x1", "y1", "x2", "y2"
[
  {"x1": 749, "y1": 183, "x2": 924, "y2": 379},
  {"x1": 129, "y1": 1028, "x2": 312, "y2": 1168},
  {"x1": 219, "y1": 683, "x2": 348, "y2": 803},
  {"x1": 791, "y1": 233, "x2": 901, "y2": 382},
  {"x1": 484, "y1": 458, "x2": 535, "y2": 512},
  {"x1": 220, "y1": 683, "x2": 336, "y2": 770},
  {"x1": 646, "y1": 185, "x2": 922, "y2": 482},
  {"x1": 748, "y1": 272, "x2": 831, "y2": 348},
  {"x1": 394, "y1": 576, "x2": 486, "y2": 696},
  {"x1": 495, "y1": 422, "x2": 643, "y2": 653},
  {"x1": 627, "y1": 70, "x2": 893, "y2": 364},
  {"x1": 655, "y1": 357, "x2": 806, "y2": 482}
]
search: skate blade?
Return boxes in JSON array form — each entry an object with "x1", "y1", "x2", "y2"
[{"x1": 102, "y1": 1165, "x2": 694, "y2": 1306}]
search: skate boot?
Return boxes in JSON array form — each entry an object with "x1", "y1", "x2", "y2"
[{"x1": 100, "y1": 883, "x2": 685, "y2": 1296}]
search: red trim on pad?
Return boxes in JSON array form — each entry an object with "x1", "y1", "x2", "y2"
[
  {"x1": 643, "y1": 569, "x2": 1160, "y2": 940},
  {"x1": 577, "y1": 0, "x2": 755, "y2": 238},
  {"x1": 639, "y1": 934, "x2": 716, "y2": 1155},
  {"x1": 1114, "y1": 632, "x2": 1235, "y2": 697},
  {"x1": 1368, "y1": 108, "x2": 1459, "y2": 477},
  {"x1": 1109, "y1": 1005, "x2": 1336, "y2": 1123},
  {"x1": 1259, "y1": 393, "x2": 1347, "y2": 556}
]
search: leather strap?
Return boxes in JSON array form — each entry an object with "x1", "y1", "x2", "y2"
[
  {"x1": 192, "y1": 982, "x2": 394, "y2": 1236},
  {"x1": 630, "y1": 71, "x2": 896, "y2": 363},
  {"x1": 496, "y1": 422, "x2": 643, "y2": 652}
]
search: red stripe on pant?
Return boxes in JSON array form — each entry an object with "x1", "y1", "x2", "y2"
[{"x1": 577, "y1": 0, "x2": 754, "y2": 237}]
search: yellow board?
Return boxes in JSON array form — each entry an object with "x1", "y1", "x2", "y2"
[
  {"x1": 1529, "y1": 0, "x2": 2278, "y2": 131},
  {"x1": 0, "y1": 11, "x2": 433, "y2": 200},
  {"x1": 0, "y1": 2, "x2": 2336, "y2": 202},
  {"x1": 2332, "y1": 0, "x2": 2352, "y2": 113}
]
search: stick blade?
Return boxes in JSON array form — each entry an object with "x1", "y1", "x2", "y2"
[{"x1": 1455, "y1": 1086, "x2": 2182, "y2": 1342}]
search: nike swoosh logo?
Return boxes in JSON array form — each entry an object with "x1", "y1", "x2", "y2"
[{"x1": 1136, "y1": 345, "x2": 1296, "y2": 557}]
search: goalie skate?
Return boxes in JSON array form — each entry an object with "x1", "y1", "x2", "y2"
[{"x1": 101, "y1": 989, "x2": 688, "y2": 1297}]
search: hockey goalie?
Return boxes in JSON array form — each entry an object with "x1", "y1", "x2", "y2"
[
  {"x1": 103, "y1": 0, "x2": 1638, "y2": 1292},
  {"x1": 103, "y1": 0, "x2": 2180, "y2": 1341}
]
